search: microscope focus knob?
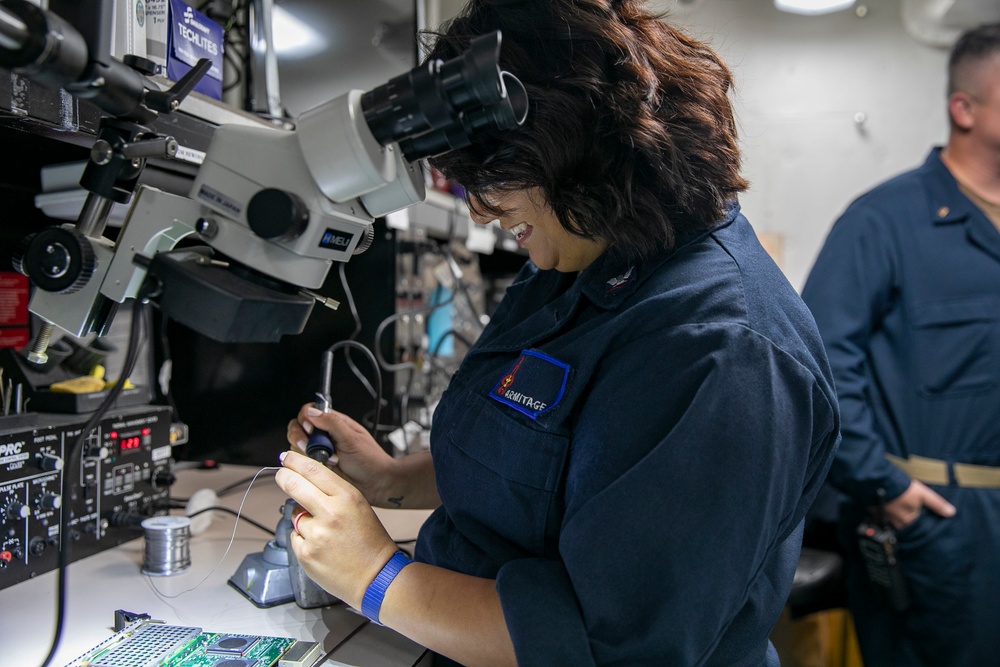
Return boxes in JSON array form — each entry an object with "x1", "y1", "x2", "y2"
[
  {"x1": 13, "y1": 227, "x2": 97, "y2": 294},
  {"x1": 354, "y1": 224, "x2": 375, "y2": 256},
  {"x1": 246, "y1": 188, "x2": 310, "y2": 240}
]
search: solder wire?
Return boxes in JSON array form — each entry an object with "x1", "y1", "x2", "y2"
[
  {"x1": 141, "y1": 516, "x2": 193, "y2": 576},
  {"x1": 144, "y1": 466, "x2": 281, "y2": 600}
]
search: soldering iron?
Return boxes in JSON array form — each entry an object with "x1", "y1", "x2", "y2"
[{"x1": 305, "y1": 350, "x2": 335, "y2": 462}]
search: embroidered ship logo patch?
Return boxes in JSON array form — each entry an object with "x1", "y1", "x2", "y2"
[{"x1": 490, "y1": 350, "x2": 570, "y2": 419}]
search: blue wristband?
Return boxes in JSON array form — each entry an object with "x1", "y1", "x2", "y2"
[{"x1": 361, "y1": 551, "x2": 412, "y2": 625}]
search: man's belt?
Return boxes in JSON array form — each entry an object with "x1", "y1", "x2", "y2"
[{"x1": 886, "y1": 454, "x2": 1000, "y2": 488}]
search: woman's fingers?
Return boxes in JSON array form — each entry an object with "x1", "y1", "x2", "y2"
[
  {"x1": 299, "y1": 406, "x2": 370, "y2": 443},
  {"x1": 275, "y1": 457, "x2": 335, "y2": 515},
  {"x1": 277, "y1": 450, "x2": 356, "y2": 505},
  {"x1": 287, "y1": 418, "x2": 308, "y2": 452},
  {"x1": 274, "y1": 469, "x2": 324, "y2": 517}
]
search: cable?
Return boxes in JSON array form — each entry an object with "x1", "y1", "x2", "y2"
[
  {"x1": 169, "y1": 469, "x2": 271, "y2": 505},
  {"x1": 443, "y1": 201, "x2": 486, "y2": 326},
  {"x1": 373, "y1": 239, "x2": 481, "y2": 430},
  {"x1": 40, "y1": 286, "x2": 153, "y2": 667},
  {"x1": 398, "y1": 366, "x2": 417, "y2": 434},
  {"x1": 322, "y1": 341, "x2": 383, "y2": 441},
  {"x1": 424, "y1": 329, "x2": 474, "y2": 416},
  {"x1": 429, "y1": 328, "x2": 475, "y2": 359},
  {"x1": 222, "y1": 47, "x2": 244, "y2": 93},
  {"x1": 338, "y1": 262, "x2": 379, "y2": 401},
  {"x1": 213, "y1": 473, "x2": 266, "y2": 498},
  {"x1": 373, "y1": 291, "x2": 456, "y2": 373},
  {"x1": 145, "y1": 466, "x2": 280, "y2": 600},
  {"x1": 184, "y1": 506, "x2": 274, "y2": 536}
]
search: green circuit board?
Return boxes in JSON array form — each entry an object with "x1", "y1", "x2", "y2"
[
  {"x1": 161, "y1": 632, "x2": 296, "y2": 666},
  {"x1": 64, "y1": 620, "x2": 320, "y2": 667}
]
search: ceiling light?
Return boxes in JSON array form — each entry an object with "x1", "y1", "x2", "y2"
[
  {"x1": 272, "y1": 6, "x2": 326, "y2": 58},
  {"x1": 774, "y1": 0, "x2": 856, "y2": 15}
]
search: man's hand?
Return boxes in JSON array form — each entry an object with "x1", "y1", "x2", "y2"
[{"x1": 882, "y1": 480, "x2": 957, "y2": 530}]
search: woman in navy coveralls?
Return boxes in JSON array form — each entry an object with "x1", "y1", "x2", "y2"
[{"x1": 275, "y1": 1, "x2": 841, "y2": 665}]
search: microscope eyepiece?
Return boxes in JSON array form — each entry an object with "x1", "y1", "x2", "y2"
[{"x1": 360, "y1": 31, "x2": 527, "y2": 161}]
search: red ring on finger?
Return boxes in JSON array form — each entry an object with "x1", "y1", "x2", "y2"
[{"x1": 293, "y1": 510, "x2": 310, "y2": 536}]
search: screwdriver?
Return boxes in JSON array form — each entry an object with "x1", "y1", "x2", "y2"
[{"x1": 305, "y1": 350, "x2": 335, "y2": 463}]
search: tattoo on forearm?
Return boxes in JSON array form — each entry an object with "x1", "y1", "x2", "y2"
[{"x1": 387, "y1": 496, "x2": 404, "y2": 508}]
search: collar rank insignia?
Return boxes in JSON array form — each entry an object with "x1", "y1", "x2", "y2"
[{"x1": 606, "y1": 266, "x2": 634, "y2": 293}]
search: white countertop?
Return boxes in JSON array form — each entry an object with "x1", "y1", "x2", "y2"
[{"x1": 0, "y1": 463, "x2": 433, "y2": 667}]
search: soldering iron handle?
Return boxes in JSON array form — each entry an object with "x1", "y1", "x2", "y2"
[
  {"x1": 305, "y1": 428, "x2": 334, "y2": 463},
  {"x1": 306, "y1": 349, "x2": 336, "y2": 462}
]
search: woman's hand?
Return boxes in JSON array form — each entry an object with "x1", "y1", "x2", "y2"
[
  {"x1": 275, "y1": 450, "x2": 399, "y2": 609},
  {"x1": 287, "y1": 405, "x2": 394, "y2": 505}
]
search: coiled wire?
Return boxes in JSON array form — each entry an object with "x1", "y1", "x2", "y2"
[{"x1": 140, "y1": 516, "x2": 192, "y2": 576}]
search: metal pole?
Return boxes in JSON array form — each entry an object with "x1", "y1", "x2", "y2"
[{"x1": 76, "y1": 192, "x2": 114, "y2": 238}]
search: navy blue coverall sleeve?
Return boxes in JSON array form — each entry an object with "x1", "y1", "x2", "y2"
[
  {"x1": 495, "y1": 324, "x2": 838, "y2": 665},
  {"x1": 801, "y1": 207, "x2": 911, "y2": 504}
]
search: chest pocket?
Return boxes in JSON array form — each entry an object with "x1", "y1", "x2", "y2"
[
  {"x1": 911, "y1": 297, "x2": 998, "y2": 398},
  {"x1": 439, "y1": 392, "x2": 569, "y2": 555}
]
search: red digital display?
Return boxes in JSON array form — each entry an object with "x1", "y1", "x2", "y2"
[{"x1": 120, "y1": 436, "x2": 142, "y2": 453}]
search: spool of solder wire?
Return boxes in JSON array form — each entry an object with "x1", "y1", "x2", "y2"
[{"x1": 140, "y1": 515, "x2": 192, "y2": 576}]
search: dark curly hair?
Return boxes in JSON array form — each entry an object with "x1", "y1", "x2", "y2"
[{"x1": 425, "y1": 0, "x2": 749, "y2": 262}]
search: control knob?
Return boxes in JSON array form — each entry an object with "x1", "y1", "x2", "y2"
[
  {"x1": 36, "y1": 452, "x2": 64, "y2": 471},
  {"x1": 4, "y1": 501, "x2": 30, "y2": 521},
  {"x1": 13, "y1": 227, "x2": 97, "y2": 294},
  {"x1": 34, "y1": 492, "x2": 62, "y2": 511},
  {"x1": 86, "y1": 445, "x2": 110, "y2": 461},
  {"x1": 246, "y1": 188, "x2": 309, "y2": 240}
]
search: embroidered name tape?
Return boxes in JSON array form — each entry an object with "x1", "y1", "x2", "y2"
[{"x1": 490, "y1": 349, "x2": 570, "y2": 419}]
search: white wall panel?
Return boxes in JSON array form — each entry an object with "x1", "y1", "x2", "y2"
[
  {"x1": 662, "y1": 0, "x2": 949, "y2": 288},
  {"x1": 429, "y1": 0, "x2": 953, "y2": 288}
]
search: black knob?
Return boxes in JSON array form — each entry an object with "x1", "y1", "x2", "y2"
[
  {"x1": 35, "y1": 493, "x2": 62, "y2": 511},
  {"x1": 5, "y1": 501, "x2": 29, "y2": 521},
  {"x1": 246, "y1": 189, "x2": 310, "y2": 240},
  {"x1": 85, "y1": 445, "x2": 110, "y2": 461},
  {"x1": 36, "y1": 453, "x2": 64, "y2": 472},
  {"x1": 13, "y1": 227, "x2": 96, "y2": 294}
]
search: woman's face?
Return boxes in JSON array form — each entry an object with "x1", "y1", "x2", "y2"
[{"x1": 469, "y1": 188, "x2": 606, "y2": 272}]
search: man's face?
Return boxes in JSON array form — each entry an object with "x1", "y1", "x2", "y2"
[{"x1": 964, "y1": 54, "x2": 1000, "y2": 155}]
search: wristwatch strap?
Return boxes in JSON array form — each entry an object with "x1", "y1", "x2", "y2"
[{"x1": 361, "y1": 551, "x2": 413, "y2": 625}]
